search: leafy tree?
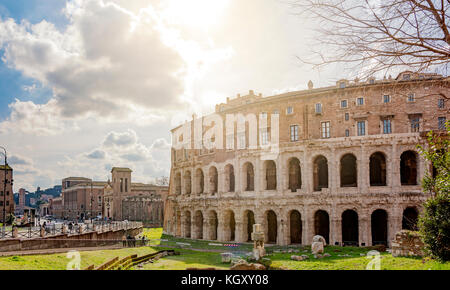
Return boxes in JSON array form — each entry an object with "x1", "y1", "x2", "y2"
[{"x1": 417, "y1": 122, "x2": 450, "y2": 261}]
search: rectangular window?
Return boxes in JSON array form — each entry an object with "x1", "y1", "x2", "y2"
[
  {"x1": 345, "y1": 113, "x2": 349, "y2": 121},
  {"x1": 290, "y1": 125, "x2": 299, "y2": 142},
  {"x1": 260, "y1": 128, "x2": 269, "y2": 145},
  {"x1": 383, "y1": 119, "x2": 392, "y2": 134},
  {"x1": 0, "y1": 201, "x2": 3, "y2": 206},
  {"x1": 357, "y1": 97, "x2": 364, "y2": 106},
  {"x1": 411, "y1": 118, "x2": 420, "y2": 132},
  {"x1": 340, "y1": 82, "x2": 346, "y2": 88},
  {"x1": 438, "y1": 117, "x2": 447, "y2": 130},
  {"x1": 341, "y1": 100, "x2": 347, "y2": 108},
  {"x1": 321, "y1": 122, "x2": 330, "y2": 138},
  {"x1": 383, "y1": 95, "x2": 391, "y2": 103},
  {"x1": 357, "y1": 121, "x2": 366, "y2": 136},
  {"x1": 237, "y1": 132, "x2": 246, "y2": 149},
  {"x1": 438, "y1": 99, "x2": 445, "y2": 108},
  {"x1": 226, "y1": 134, "x2": 234, "y2": 150},
  {"x1": 345, "y1": 129, "x2": 350, "y2": 137},
  {"x1": 408, "y1": 93, "x2": 415, "y2": 102},
  {"x1": 315, "y1": 103, "x2": 322, "y2": 114},
  {"x1": 120, "y1": 178, "x2": 123, "y2": 192},
  {"x1": 286, "y1": 107, "x2": 293, "y2": 115}
]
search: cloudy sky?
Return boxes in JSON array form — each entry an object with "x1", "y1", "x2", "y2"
[{"x1": 0, "y1": 0, "x2": 342, "y2": 191}]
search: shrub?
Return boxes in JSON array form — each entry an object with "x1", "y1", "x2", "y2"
[{"x1": 417, "y1": 122, "x2": 450, "y2": 261}]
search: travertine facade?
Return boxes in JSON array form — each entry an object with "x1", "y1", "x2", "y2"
[{"x1": 164, "y1": 71, "x2": 449, "y2": 247}]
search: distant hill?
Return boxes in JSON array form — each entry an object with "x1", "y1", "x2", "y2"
[{"x1": 14, "y1": 185, "x2": 62, "y2": 208}]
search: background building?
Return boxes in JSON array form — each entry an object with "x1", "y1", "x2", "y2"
[
  {"x1": 164, "y1": 71, "x2": 449, "y2": 247},
  {"x1": 61, "y1": 168, "x2": 168, "y2": 226},
  {"x1": 103, "y1": 168, "x2": 168, "y2": 227},
  {"x1": 0, "y1": 165, "x2": 14, "y2": 223}
]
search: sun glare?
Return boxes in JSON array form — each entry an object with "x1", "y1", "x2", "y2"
[{"x1": 163, "y1": 0, "x2": 230, "y2": 29}]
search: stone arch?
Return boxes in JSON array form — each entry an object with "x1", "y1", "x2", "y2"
[
  {"x1": 224, "y1": 210, "x2": 236, "y2": 241},
  {"x1": 342, "y1": 210, "x2": 359, "y2": 246},
  {"x1": 174, "y1": 172, "x2": 181, "y2": 195},
  {"x1": 340, "y1": 154, "x2": 357, "y2": 187},
  {"x1": 184, "y1": 170, "x2": 192, "y2": 195},
  {"x1": 371, "y1": 209, "x2": 388, "y2": 246},
  {"x1": 193, "y1": 210, "x2": 204, "y2": 239},
  {"x1": 224, "y1": 164, "x2": 235, "y2": 192},
  {"x1": 209, "y1": 166, "x2": 218, "y2": 194},
  {"x1": 288, "y1": 158, "x2": 302, "y2": 192},
  {"x1": 208, "y1": 210, "x2": 218, "y2": 240},
  {"x1": 243, "y1": 210, "x2": 255, "y2": 242},
  {"x1": 401, "y1": 151, "x2": 418, "y2": 185},
  {"x1": 370, "y1": 152, "x2": 387, "y2": 186},
  {"x1": 314, "y1": 210, "x2": 330, "y2": 244},
  {"x1": 195, "y1": 168, "x2": 204, "y2": 194},
  {"x1": 264, "y1": 160, "x2": 277, "y2": 190},
  {"x1": 243, "y1": 162, "x2": 255, "y2": 191},
  {"x1": 289, "y1": 210, "x2": 302, "y2": 244},
  {"x1": 266, "y1": 210, "x2": 278, "y2": 244},
  {"x1": 313, "y1": 155, "x2": 329, "y2": 191},
  {"x1": 402, "y1": 207, "x2": 419, "y2": 231},
  {"x1": 184, "y1": 211, "x2": 191, "y2": 238}
]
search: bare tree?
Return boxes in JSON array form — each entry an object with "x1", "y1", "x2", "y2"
[{"x1": 290, "y1": 0, "x2": 449, "y2": 77}]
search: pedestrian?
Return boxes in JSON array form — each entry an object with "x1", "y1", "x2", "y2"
[{"x1": 122, "y1": 235, "x2": 127, "y2": 247}]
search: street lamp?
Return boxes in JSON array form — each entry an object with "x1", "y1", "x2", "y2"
[{"x1": 0, "y1": 146, "x2": 8, "y2": 238}]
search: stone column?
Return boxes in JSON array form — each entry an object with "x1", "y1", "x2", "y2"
[
  {"x1": 180, "y1": 211, "x2": 186, "y2": 238},
  {"x1": 303, "y1": 149, "x2": 312, "y2": 193},
  {"x1": 359, "y1": 209, "x2": 369, "y2": 247},
  {"x1": 218, "y1": 167, "x2": 226, "y2": 194},
  {"x1": 389, "y1": 206, "x2": 402, "y2": 248},
  {"x1": 276, "y1": 157, "x2": 283, "y2": 194},
  {"x1": 303, "y1": 207, "x2": 313, "y2": 245},
  {"x1": 203, "y1": 218, "x2": 209, "y2": 240},
  {"x1": 330, "y1": 148, "x2": 338, "y2": 193},
  {"x1": 256, "y1": 158, "x2": 264, "y2": 192},
  {"x1": 390, "y1": 142, "x2": 400, "y2": 189},
  {"x1": 217, "y1": 211, "x2": 225, "y2": 242},
  {"x1": 278, "y1": 212, "x2": 288, "y2": 246},
  {"x1": 330, "y1": 206, "x2": 341, "y2": 246},
  {"x1": 360, "y1": 145, "x2": 368, "y2": 193}
]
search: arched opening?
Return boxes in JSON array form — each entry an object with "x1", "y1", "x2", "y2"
[
  {"x1": 225, "y1": 164, "x2": 235, "y2": 192},
  {"x1": 313, "y1": 156, "x2": 329, "y2": 191},
  {"x1": 208, "y1": 211, "x2": 218, "y2": 240},
  {"x1": 402, "y1": 207, "x2": 419, "y2": 231},
  {"x1": 289, "y1": 210, "x2": 302, "y2": 244},
  {"x1": 194, "y1": 211, "x2": 204, "y2": 239},
  {"x1": 342, "y1": 210, "x2": 359, "y2": 246},
  {"x1": 370, "y1": 152, "x2": 387, "y2": 186},
  {"x1": 265, "y1": 160, "x2": 277, "y2": 190},
  {"x1": 174, "y1": 172, "x2": 181, "y2": 195},
  {"x1": 371, "y1": 209, "x2": 388, "y2": 246},
  {"x1": 184, "y1": 171, "x2": 192, "y2": 195},
  {"x1": 340, "y1": 154, "x2": 357, "y2": 187},
  {"x1": 266, "y1": 210, "x2": 278, "y2": 244},
  {"x1": 209, "y1": 166, "x2": 218, "y2": 194},
  {"x1": 244, "y1": 162, "x2": 255, "y2": 191},
  {"x1": 195, "y1": 169, "x2": 204, "y2": 194},
  {"x1": 288, "y1": 158, "x2": 302, "y2": 192},
  {"x1": 314, "y1": 210, "x2": 330, "y2": 244},
  {"x1": 224, "y1": 210, "x2": 236, "y2": 241},
  {"x1": 401, "y1": 151, "x2": 418, "y2": 185},
  {"x1": 244, "y1": 210, "x2": 255, "y2": 242},
  {"x1": 184, "y1": 211, "x2": 191, "y2": 238}
]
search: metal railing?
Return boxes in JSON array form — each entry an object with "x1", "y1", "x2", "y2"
[{"x1": 0, "y1": 221, "x2": 143, "y2": 240}]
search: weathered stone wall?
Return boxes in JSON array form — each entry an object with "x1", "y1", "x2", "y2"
[
  {"x1": 0, "y1": 227, "x2": 142, "y2": 252},
  {"x1": 391, "y1": 230, "x2": 424, "y2": 257}
]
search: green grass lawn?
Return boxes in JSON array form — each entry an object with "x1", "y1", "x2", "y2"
[{"x1": 0, "y1": 228, "x2": 448, "y2": 270}]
